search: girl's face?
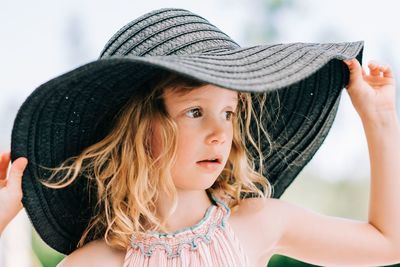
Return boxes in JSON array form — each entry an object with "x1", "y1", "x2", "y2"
[{"x1": 152, "y1": 84, "x2": 239, "y2": 190}]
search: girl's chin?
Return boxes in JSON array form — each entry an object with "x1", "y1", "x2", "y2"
[{"x1": 174, "y1": 180, "x2": 219, "y2": 191}]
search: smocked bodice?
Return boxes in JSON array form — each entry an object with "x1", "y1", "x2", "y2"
[{"x1": 122, "y1": 193, "x2": 253, "y2": 267}]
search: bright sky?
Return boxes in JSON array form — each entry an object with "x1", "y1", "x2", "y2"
[{"x1": 1, "y1": 0, "x2": 399, "y2": 181}]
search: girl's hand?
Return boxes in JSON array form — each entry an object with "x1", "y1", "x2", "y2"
[
  {"x1": 0, "y1": 151, "x2": 28, "y2": 235},
  {"x1": 343, "y1": 58, "x2": 397, "y2": 121}
]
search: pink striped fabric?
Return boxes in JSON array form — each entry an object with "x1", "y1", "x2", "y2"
[{"x1": 122, "y1": 194, "x2": 253, "y2": 267}]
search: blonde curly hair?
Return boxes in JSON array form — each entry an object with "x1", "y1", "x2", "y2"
[{"x1": 40, "y1": 70, "x2": 275, "y2": 251}]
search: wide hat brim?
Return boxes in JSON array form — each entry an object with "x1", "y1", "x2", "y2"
[{"x1": 11, "y1": 7, "x2": 364, "y2": 255}]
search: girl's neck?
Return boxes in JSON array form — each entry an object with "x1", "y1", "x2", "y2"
[{"x1": 156, "y1": 190, "x2": 214, "y2": 233}]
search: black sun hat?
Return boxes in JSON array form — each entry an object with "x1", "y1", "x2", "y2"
[{"x1": 11, "y1": 7, "x2": 364, "y2": 255}]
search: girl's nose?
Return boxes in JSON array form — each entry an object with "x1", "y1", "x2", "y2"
[{"x1": 205, "y1": 119, "x2": 228, "y2": 144}]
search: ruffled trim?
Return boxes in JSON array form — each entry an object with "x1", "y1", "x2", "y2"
[{"x1": 128, "y1": 193, "x2": 230, "y2": 258}]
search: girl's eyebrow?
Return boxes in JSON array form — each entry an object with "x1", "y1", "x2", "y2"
[{"x1": 178, "y1": 96, "x2": 239, "y2": 103}]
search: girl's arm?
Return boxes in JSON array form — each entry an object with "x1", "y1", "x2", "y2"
[{"x1": 266, "y1": 59, "x2": 400, "y2": 266}]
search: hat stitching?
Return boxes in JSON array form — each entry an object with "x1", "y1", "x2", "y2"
[
  {"x1": 143, "y1": 45, "x2": 334, "y2": 84},
  {"x1": 107, "y1": 16, "x2": 217, "y2": 56},
  {"x1": 100, "y1": 9, "x2": 194, "y2": 56},
  {"x1": 131, "y1": 29, "x2": 238, "y2": 56},
  {"x1": 25, "y1": 65, "x2": 129, "y2": 244}
]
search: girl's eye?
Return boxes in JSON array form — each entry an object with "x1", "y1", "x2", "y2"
[
  {"x1": 187, "y1": 108, "x2": 202, "y2": 118},
  {"x1": 226, "y1": 111, "x2": 236, "y2": 121},
  {"x1": 186, "y1": 108, "x2": 236, "y2": 121}
]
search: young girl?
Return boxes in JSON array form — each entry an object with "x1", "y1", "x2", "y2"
[{"x1": 1, "y1": 7, "x2": 400, "y2": 267}]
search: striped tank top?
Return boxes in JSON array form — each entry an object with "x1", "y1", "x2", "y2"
[{"x1": 122, "y1": 193, "x2": 253, "y2": 266}]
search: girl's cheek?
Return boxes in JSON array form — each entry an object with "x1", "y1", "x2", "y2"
[{"x1": 177, "y1": 117, "x2": 203, "y2": 127}]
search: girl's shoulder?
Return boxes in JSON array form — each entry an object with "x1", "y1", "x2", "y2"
[
  {"x1": 228, "y1": 196, "x2": 285, "y2": 255},
  {"x1": 233, "y1": 196, "x2": 287, "y2": 230},
  {"x1": 57, "y1": 239, "x2": 125, "y2": 267}
]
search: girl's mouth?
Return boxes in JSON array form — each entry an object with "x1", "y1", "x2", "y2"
[{"x1": 196, "y1": 160, "x2": 221, "y2": 171}]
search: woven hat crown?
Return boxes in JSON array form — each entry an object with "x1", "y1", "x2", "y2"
[{"x1": 99, "y1": 8, "x2": 240, "y2": 58}]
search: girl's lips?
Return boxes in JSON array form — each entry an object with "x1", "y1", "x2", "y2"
[
  {"x1": 196, "y1": 161, "x2": 221, "y2": 171},
  {"x1": 197, "y1": 154, "x2": 223, "y2": 164}
]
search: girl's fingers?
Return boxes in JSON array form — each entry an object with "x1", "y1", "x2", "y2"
[
  {"x1": 0, "y1": 151, "x2": 11, "y2": 181},
  {"x1": 368, "y1": 61, "x2": 381, "y2": 76},
  {"x1": 368, "y1": 60, "x2": 394, "y2": 79},
  {"x1": 344, "y1": 58, "x2": 363, "y2": 84},
  {"x1": 380, "y1": 65, "x2": 394, "y2": 78},
  {"x1": 361, "y1": 68, "x2": 367, "y2": 78},
  {"x1": 7, "y1": 157, "x2": 28, "y2": 194},
  {"x1": 0, "y1": 151, "x2": 28, "y2": 195}
]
